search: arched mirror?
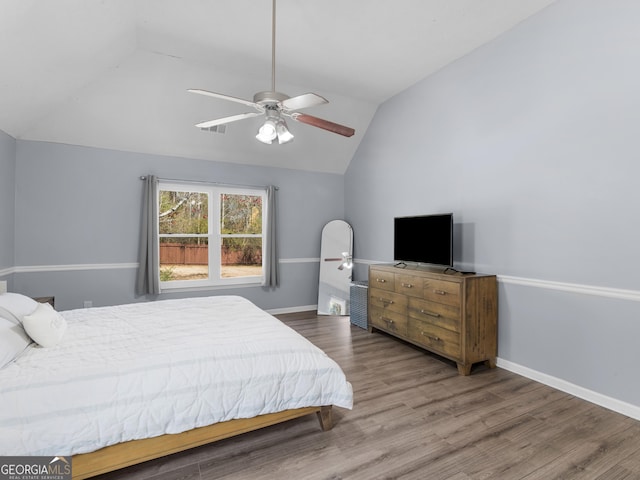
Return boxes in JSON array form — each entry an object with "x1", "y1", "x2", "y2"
[{"x1": 317, "y1": 220, "x2": 353, "y2": 315}]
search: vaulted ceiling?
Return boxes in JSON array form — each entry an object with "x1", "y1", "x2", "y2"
[{"x1": 0, "y1": 0, "x2": 556, "y2": 173}]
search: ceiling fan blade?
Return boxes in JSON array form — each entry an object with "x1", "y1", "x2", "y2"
[
  {"x1": 290, "y1": 113, "x2": 355, "y2": 137},
  {"x1": 188, "y1": 89, "x2": 261, "y2": 110},
  {"x1": 281, "y1": 93, "x2": 328, "y2": 111},
  {"x1": 195, "y1": 112, "x2": 261, "y2": 129}
]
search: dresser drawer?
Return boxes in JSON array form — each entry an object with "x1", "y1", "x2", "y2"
[
  {"x1": 408, "y1": 298, "x2": 461, "y2": 333},
  {"x1": 423, "y1": 279, "x2": 461, "y2": 307},
  {"x1": 394, "y1": 274, "x2": 424, "y2": 298},
  {"x1": 408, "y1": 319, "x2": 460, "y2": 359},
  {"x1": 369, "y1": 288, "x2": 407, "y2": 315},
  {"x1": 369, "y1": 307, "x2": 408, "y2": 336},
  {"x1": 370, "y1": 269, "x2": 395, "y2": 292}
]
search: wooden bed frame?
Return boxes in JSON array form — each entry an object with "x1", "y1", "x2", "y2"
[{"x1": 71, "y1": 405, "x2": 333, "y2": 479}]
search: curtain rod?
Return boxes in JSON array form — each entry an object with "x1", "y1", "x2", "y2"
[{"x1": 140, "y1": 176, "x2": 278, "y2": 190}]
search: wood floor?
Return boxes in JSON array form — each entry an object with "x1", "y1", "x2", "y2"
[{"x1": 93, "y1": 312, "x2": 640, "y2": 480}]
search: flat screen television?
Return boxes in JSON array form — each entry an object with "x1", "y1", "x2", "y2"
[{"x1": 394, "y1": 213, "x2": 453, "y2": 267}]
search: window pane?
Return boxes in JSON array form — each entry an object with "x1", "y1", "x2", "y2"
[
  {"x1": 220, "y1": 237, "x2": 262, "y2": 278},
  {"x1": 220, "y1": 194, "x2": 262, "y2": 235},
  {"x1": 159, "y1": 191, "x2": 208, "y2": 234},
  {"x1": 160, "y1": 237, "x2": 208, "y2": 281}
]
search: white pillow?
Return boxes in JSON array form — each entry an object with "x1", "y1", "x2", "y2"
[
  {"x1": 0, "y1": 292, "x2": 39, "y2": 324},
  {"x1": 22, "y1": 302, "x2": 67, "y2": 348},
  {"x1": 0, "y1": 316, "x2": 33, "y2": 368}
]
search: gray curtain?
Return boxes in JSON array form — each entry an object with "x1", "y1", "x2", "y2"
[
  {"x1": 262, "y1": 185, "x2": 279, "y2": 287},
  {"x1": 135, "y1": 175, "x2": 160, "y2": 295}
]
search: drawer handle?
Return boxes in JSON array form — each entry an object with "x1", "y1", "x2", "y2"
[
  {"x1": 376, "y1": 278, "x2": 386, "y2": 283},
  {"x1": 379, "y1": 316, "x2": 394, "y2": 325},
  {"x1": 421, "y1": 331, "x2": 441, "y2": 342},
  {"x1": 401, "y1": 283, "x2": 413, "y2": 288},
  {"x1": 434, "y1": 290, "x2": 447, "y2": 296},
  {"x1": 420, "y1": 309, "x2": 441, "y2": 318},
  {"x1": 379, "y1": 298, "x2": 394, "y2": 305}
]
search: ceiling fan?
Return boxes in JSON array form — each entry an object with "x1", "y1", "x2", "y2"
[{"x1": 188, "y1": 0, "x2": 355, "y2": 145}]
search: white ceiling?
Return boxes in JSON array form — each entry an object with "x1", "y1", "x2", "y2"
[{"x1": 0, "y1": 0, "x2": 556, "y2": 174}]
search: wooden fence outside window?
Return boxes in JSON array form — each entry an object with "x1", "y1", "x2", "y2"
[{"x1": 159, "y1": 244, "x2": 262, "y2": 265}]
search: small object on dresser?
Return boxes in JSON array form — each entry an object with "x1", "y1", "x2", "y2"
[{"x1": 33, "y1": 296, "x2": 55, "y2": 308}]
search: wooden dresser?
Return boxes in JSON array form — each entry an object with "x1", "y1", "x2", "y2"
[{"x1": 367, "y1": 264, "x2": 497, "y2": 375}]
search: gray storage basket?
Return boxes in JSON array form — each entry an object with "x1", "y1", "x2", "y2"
[{"x1": 349, "y1": 281, "x2": 369, "y2": 329}]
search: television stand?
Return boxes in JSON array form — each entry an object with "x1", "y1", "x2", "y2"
[{"x1": 368, "y1": 264, "x2": 497, "y2": 375}]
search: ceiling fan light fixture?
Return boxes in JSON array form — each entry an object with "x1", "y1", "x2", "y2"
[
  {"x1": 338, "y1": 251, "x2": 353, "y2": 270},
  {"x1": 256, "y1": 119, "x2": 277, "y2": 144},
  {"x1": 276, "y1": 119, "x2": 294, "y2": 144}
]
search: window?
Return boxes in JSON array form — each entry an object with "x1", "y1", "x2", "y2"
[{"x1": 158, "y1": 182, "x2": 265, "y2": 289}]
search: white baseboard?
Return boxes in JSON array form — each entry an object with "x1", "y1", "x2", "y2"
[
  {"x1": 497, "y1": 358, "x2": 640, "y2": 421},
  {"x1": 266, "y1": 305, "x2": 317, "y2": 315}
]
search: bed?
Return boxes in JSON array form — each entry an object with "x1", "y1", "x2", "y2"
[{"x1": 0, "y1": 294, "x2": 353, "y2": 479}]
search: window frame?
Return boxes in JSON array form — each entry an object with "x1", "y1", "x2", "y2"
[{"x1": 157, "y1": 181, "x2": 266, "y2": 290}]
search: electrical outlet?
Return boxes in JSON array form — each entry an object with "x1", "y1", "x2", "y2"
[{"x1": 83, "y1": 300, "x2": 93, "y2": 308}]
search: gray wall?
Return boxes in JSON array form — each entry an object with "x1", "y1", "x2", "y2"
[
  {"x1": 13, "y1": 140, "x2": 344, "y2": 311},
  {"x1": 345, "y1": 0, "x2": 640, "y2": 408},
  {"x1": 0, "y1": 130, "x2": 16, "y2": 281}
]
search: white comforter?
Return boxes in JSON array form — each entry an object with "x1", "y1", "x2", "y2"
[{"x1": 0, "y1": 296, "x2": 353, "y2": 456}]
